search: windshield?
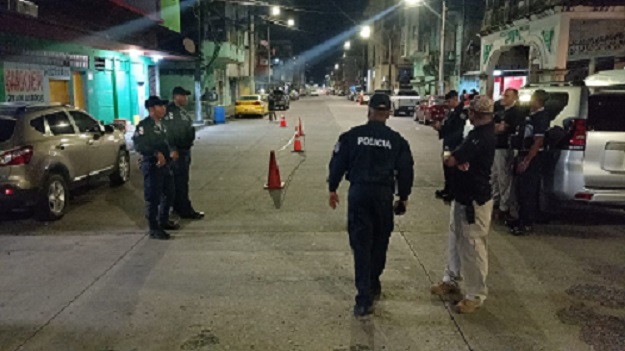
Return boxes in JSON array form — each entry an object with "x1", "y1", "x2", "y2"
[
  {"x1": 239, "y1": 96, "x2": 260, "y2": 101},
  {"x1": 588, "y1": 94, "x2": 625, "y2": 132},
  {"x1": 0, "y1": 118, "x2": 16, "y2": 142}
]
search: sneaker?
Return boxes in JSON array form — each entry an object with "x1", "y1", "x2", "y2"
[
  {"x1": 149, "y1": 229, "x2": 170, "y2": 240},
  {"x1": 180, "y1": 211, "x2": 205, "y2": 220},
  {"x1": 430, "y1": 281, "x2": 460, "y2": 296},
  {"x1": 455, "y1": 298, "x2": 483, "y2": 314},
  {"x1": 353, "y1": 304, "x2": 374, "y2": 318},
  {"x1": 510, "y1": 225, "x2": 533, "y2": 236}
]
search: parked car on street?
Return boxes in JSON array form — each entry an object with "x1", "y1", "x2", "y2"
[
  {"x1": 415, "y1": 96, "x2": 447, "y2": 124},
  {"x1": 0, "y1": 103, "x2": 130, "y2": 220},
  {"x1": 289, "y1": 90, "x2": 300, "y2": 101},
  {"x1": 235, "y1": 95, "x2": 269, "y2": 118},
  {"x1": 268, "y1": 90, "x2": 290, "y2": 111},
  {"x1": 518, "y1": 71, "x2": 625, "y2": 211},
  {"x1": 358, "y1": 92, "x2": 372, "y2": 105},
  {"x1": 391, "y1": 90, "x2": 421, "y2": 117},
  {"x1": 310, "y1": 89, "x2": 320, "y2": 97}
]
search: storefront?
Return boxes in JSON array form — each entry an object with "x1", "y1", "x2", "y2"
[
  {"x1": 0, "y1": 34, "x2": 157, "y2": 124},
  {"x1": 480, "y1": 7, "x2": 625, "y2": 96}
]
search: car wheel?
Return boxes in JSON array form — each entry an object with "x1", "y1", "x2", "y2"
[
  {"x1": 110, "y1": 150, "x2": 130, "y2": 186},
  {"x1": 36, "y1": 173, "x2": 68, "y2": 221}
]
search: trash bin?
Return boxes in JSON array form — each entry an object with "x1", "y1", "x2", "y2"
[{"x1": 213, "y1": 105, "x2": 226, "y2": 124}]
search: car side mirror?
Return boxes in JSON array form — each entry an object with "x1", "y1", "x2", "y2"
[{"x1": 104, "y1": 124, "x2": 115, "y2": 134}]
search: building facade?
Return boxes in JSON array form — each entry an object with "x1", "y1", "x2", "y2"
[
  {"x1": 0, "y1": 0, "x2": 182, "y2": 124},
  {"x1": 480, "y1": 0, "x2": 625, "y2": 97}
]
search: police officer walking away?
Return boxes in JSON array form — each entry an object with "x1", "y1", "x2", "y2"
[
  {"x1": 430, "y1": 96, "x2": 496, "y2": 314},
  {"x1": 432, "y1": 90, "x2": 467, "y2": 202},
  {"x1": 509, "y1": 90, "x2": 550, "y2": 236},
  {"x1": 328, "y1": 93, "x2": 414, "y2": 317},
  {"x1": 164, "y1": 87, "x2": 204, "y2": 220},
  {"x1": 133, "y1": 96, "x2": 179, "y2": 240},
  {"x1": 492, "y1": 88, "x2": 523, "y2": 221}
]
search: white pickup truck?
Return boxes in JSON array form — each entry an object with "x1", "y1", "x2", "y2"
[{"x1": 391, "y1": 90, "x2": 421, "y2": 117}]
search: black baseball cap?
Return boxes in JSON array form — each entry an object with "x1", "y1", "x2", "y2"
[
  {"x1": 144, "y1": 96, "x2": 169, "y2": 109},
  {"x1": 172, "y1": 86, "x2": 191, "y2": 96},
  {"x1": 444, "y1": 90, "x2": 459, "y2": 100},
  {"x1": 368, "y1": 93, "x2": 391, "y2": 110}
]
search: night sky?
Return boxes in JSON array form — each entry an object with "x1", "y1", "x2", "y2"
[{"x1": 268, "y1": 0, "x2": 364, "y2": 83}]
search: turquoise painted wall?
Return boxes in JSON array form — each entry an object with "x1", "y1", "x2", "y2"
[{"x1": 0, "y1": 33, "x2": 154, "y2": 123}]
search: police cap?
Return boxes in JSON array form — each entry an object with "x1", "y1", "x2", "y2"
[
  {"x1": 172, "y1": 86, "x2": 192, "y2": 96},
  {"x1": 368, "y1": 93, "x2": 391, "y2": 111},
  {"x1": 144, "y1": 96, "x2": 169, "y2": 109}
]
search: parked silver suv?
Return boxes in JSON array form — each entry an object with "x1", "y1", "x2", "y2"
[
  {"x1": 0, "y1": 103, "x2": 130, "y2": 220},
  {"x1": 518, "y1": 70, "x2": 625, "y2": 209}
]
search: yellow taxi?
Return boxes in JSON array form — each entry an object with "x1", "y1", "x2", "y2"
[{"x1": 235, "y1": 95, "x2": 269, "y2": 118}]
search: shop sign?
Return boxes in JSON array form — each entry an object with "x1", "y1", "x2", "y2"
[
  {"x1": 569, "y1": 20, "x2": 625, "y2": 61},
  {"x1": 3, "y1": 63, "x2": 70, "y2": 103}
]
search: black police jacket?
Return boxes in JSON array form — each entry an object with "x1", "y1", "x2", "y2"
[
  {"x1": 163, "y1": 103, "x2": 196, "y2": 151},
  {"x1": 439, "y1": 103, "x2": 467, "y2": 150},
  {"x1": 450, "y1": 122, "x2": 496, "y2": 206},
  {"x1": 493, "y1": 104, "x2": 524, "y2": 149},
  {"x1": 328, "y1": 121, "x2": 414, "y2": 201},
  {"x1": 132, "y1": 117, "x2": 171, "y2": 163}
]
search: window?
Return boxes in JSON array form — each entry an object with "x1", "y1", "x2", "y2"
[
  {"x1": 0, "y1": 118, "x2": 16, "y2": 142},
  {"x1": 69, "y1": 111, "x2": 100, "y2": 133},
  {"x1": 544, "y1": 93, "x2": 569, "y2": 121},
  {"x1": 45, "y1": 112, "x2": 75, "y2": 135},
  {"x1": 588, "y1": 94, "x2": 625, "y2": 132},
  {"x1": 239, "y1": 96, "x2": 260, "y2": 101},
  {"x1": 29, "y1": 117, "x2": 45, "y2": 134}
]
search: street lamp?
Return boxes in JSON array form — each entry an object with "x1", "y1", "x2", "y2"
[
  {"x1": 344, "y1": 41, "x2": 351, "y2": 50},
  {"x1": 404, "y1": 0, "x2": 446, "y2": 95},
  {"x1": 335, "y1": 63, "x2": 340, "y2": 70},
  {"x1": 360, "y1": 25, "x2": 371, "y2": 39},
  {"x1": 287, "y1": 18, "x2": 295, "y2": 27},
  {"x1": 271, "y1": 6, "x2": 280, "y2": 16}
]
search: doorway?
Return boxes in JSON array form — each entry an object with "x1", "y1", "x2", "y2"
[
  {"x1": 49, "y1": 80, "x2": 70, "y2": 105},
  {"x1": 72, "y1": 72, "x2": 86, "y2": 110}
]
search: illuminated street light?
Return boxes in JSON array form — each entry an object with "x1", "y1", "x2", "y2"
[
  {"x1": 335, "y1": 63, "x2": 340, "y2": 70},
  {"x1": 360, "y1": 25, "x2": 371, "y2": 39},
  {"x1": 287, "y1": 18, "x2": 295, "y2": 27},
  {"x1": 271, "y1": 6, "x2": 280, "y2": 16},
  {"x1": 405, "y1": 0, "x2": 421, "y2": 6},
  {"x1": 344, "y1": 41, "x2": 351, "y2": 50}
]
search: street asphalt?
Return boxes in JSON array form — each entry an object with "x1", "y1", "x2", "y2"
[{"x1": 1, "y1": 96, "x2": 624, "y2": 351}]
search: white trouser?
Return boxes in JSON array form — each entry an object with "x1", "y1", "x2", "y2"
[
  {"x1": 491, "y1": 149, "x2": 514, "y2": 213},
  {"x1": 443, "y1": 200, "x2": 493, "y2": 301}
]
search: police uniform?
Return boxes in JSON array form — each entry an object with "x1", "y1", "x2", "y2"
[
  {"x1": 512, "y1": 104, "x2": 550, "y2": 232},
  {"x1": 438, "y1": 93, "x2": 468, "y2": 197},
  {"x1": 133, "y1": 97, "x2": 175, "y2": 239},
  {"x1": 492, "y1": 103, "x2": 523, "y2": 215},
  {"x1": 328, "y1": 94, "x2": 414, "y2": 315},
  {"x1": 433, "y1": 95, "x2": 495, "y2": 313},
  {"x1": 163, "y1": 87, "x2": 203, "y2": 219}
]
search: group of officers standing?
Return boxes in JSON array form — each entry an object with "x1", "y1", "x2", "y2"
[
  {"x1": 133, "y1": 87, "x2": 205, "y2": 240},
  {"x1": 329, "y1": 86, "x2": 553, "y2": 317}
]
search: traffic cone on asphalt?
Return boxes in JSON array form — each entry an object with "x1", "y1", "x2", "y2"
[
  {"x1": 298, "y1": 118, "x2": 305, "y2": 136},
  {"x1": 293, "y1": 132, "x2": 304, "y2": 153},
  {"x1": 279, "y1": 115, "x2": 287, "y2": 128},
  {"x1": 265, "y1": 151, "x2": 285, "y2": 189}
]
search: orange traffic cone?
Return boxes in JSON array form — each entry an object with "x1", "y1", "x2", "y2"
[
  {"x1": 298, "y1": 118, "x2": 305, "y2": 136},
  {"x1": 265, "y1": 151, "x2": 285, "y2": 189},
  {"x1": 293, "y1": 132, "x2": 304, "y2": 153},
  {"x1": 279, "y1": 115, "x2": 287, "y2": 128}
]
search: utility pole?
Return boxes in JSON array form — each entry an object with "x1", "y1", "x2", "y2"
[
  {"x1": 438, "y1": 1, "x2": 447, "y2": 96},
  {"x1": 249, "y1": 13, "x2": 256, "y2": 94},
  {"x1": 267, "y1": 25, "x2": 271, "y2": 88}
]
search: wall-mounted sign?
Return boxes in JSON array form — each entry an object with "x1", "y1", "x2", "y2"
[{"x1": 3, "y1": 63, "x2": 70, "y2": 103}]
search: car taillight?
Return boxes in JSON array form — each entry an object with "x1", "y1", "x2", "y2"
[
  {"x1": 575, "y1": 192, "x2": 593, "y2": 201},
  {"x1": 0, "y1": 146, "x2": 34, "y2": 167},
  {"x1": 254, "y1": 101, "x2": 261, "y2": 106},
  {"x1": 569, "y1": 119, "x2": 587, "y2": 150},
  {"x1": 3, "y1": 187, "x2": 14, "y2": 196}
]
